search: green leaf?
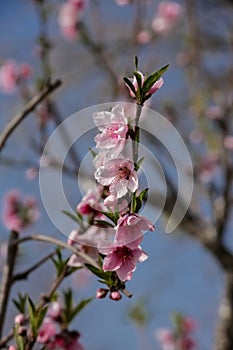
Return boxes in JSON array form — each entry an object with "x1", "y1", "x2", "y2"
[
  {"x1": 27, "y1": 297, "x2": 37, "y2": 337},
  {"x1": 84, "y1": 263, "x2": 107, "y2": 279},
  {"x1": 135, "y1": 157, "x2": 145, "y2": 171},
  {"x1": 134, "y1": 56, "x2": 139, "y2": 70},
  {"x1": 101, "y1": 211, "x2": 119, "y2": 225},
  {"x1": 14, "y1": 326, "x2": 25, "y2": 350},
  {"x1": 133, "y1": 71, "x2": 142, "y2": 96},
  {"x1": 36, "y1": 306, "x2": 48, "y2": 330},
  {"x1": 131, "y1": 188, "x2": 148, "y2": 213},
  {"x1": 94, "y1": 219, "x2": 115, "y2": 228},
  {"x1": 123, "y1": 77, "x2": 136, "y2": 97},
  {"x1": 62, "y1": 210, "x2": 82, "y2": 225},
  {"x1": 71, "y1": 298, "x2": 92, "y2": 320},
  {"x1": 89, "y1": 147, "x2": 97, "y2": 158},
  {"x1": 13, "y1": 293, "x2": 27, "y2": 314},
  {"x1": 142, "y1": 64, "x2": 169, "y2": 96}
]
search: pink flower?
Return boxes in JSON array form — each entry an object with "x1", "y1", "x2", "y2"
[
  {"x1": 115, "y1": 213, "x2": 154, "y2": 244},
  {"x1": 47, "y1": 302, "x2": 62, "y2": 321},
  {"x1": 14, "y1": 313, "x2": 25, "y2": 325},
  {"x1": 37, "y1": 318, "x2": 57, "y2": 344},
  {"x1": 155, "y1": 328, "x2": 175, "y2": 350},
  {"x1": 77, "y1": 189, "x2": 103, "y2": 216},
  {"x1": 8, "y1": 346, "x2": 16, "y2": 350},
  {"x1": 2, "y1": 191, "x2": 39, "y2": 232},
  {"x1": 128, "y1": 71, "x2": 164, "y2": 98},
  {"x1": 183, "y1": 317, "x2": 196, "y2": 333},
  {"x1": 47, "y1": 332, "x2": 84, "y2": 350},
  {"x1": 93, "y1": 105, "x2": 128, "y2": 159},
  {"x1": 95, "y1": 158, "x2": 138, "y2": 198},
  {"x1": 98, "y1": 238, "x2": 148, "y2": 281},
  {"x1": 58, "y1": 0, "x2": 87, "y2": 40},
  {"x1": 223, "y1": 135, "x2": 233, "y2": 150},
  {"x1": 152, "y1": 1, "x2": 182, "y2": 34},
  {"x1": 181, "y1": 337, "x2": 195, "y2": 350},
  {"x1": 206, "y1": 105, "x2": 223, "y2": 120},
  {"x1": 0, "y1": 60, "x2": 32, "y2": 93},
  {"x1": 137, "y1": 30, "x2": 152, "y2": 44},
  {"x1": 198, "y1": 154, "x2": 219, "y2": 183}
]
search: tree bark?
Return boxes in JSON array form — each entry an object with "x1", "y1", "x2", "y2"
[{"x1": 214, "y1": 272, "x2": 233, "y2": 350}]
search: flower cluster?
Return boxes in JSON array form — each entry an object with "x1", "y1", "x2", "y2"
[
  {"x1": 2, "y1": 191, "x2": 39, "y2": 232},
  {"x1": 0, "y1": 60, "x2": 32, "y2": 94},
  {"x1": 58, "y1": 0, "x2": 87, "y2": 40},
  {"x1": 152, "y1": 1, "x2": 183, "y2": 34},
  {"x1": 155, "y1": 315, "x2": 196, "y2": 350}
]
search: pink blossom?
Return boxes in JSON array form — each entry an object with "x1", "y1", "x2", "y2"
[
  {"x1": 155, "y1": 328, "x2": 175, "y2": 350},
  {"x1": 0, "y1": 60, "x2": 32, "y2": 94},
  {"x1": 199, "y1": 154, "x2": 219, "y2": 183},
  {"x1": 181, "y1": 337, "x2": 195, "y2": 350},
  {"x1": 14, "y1": 313, "x2": 25, "y2": 325},
  {"x1": 37, "y1": 318, "x2": 57, "y2": 344},
  {"x1": 137, "y1": 30, "x2": 152, "y2": 44},
  {"x1": 25, "y1": 167, "x2": 38, "y2": 180},
  {"x1": 68, "y1": 225, "x2": 114, "y2": 267},
  {"x1": 104, "y1": 195, "x2": 128, "y2": 214},
  {"x1": 47, "y1": 332, "x2": 84, "y2": 350},
  {"x1": 183, "y1": 317, "x2": 196, "y2": 333},
  {"x1": 98, "y1": 238, "x2": 148, "y2": 281},
  {"x1": 47, "y1": 302, "x2": 62, "y2": 321},
  {"x1": 223, "y1": 135, "x2": 233, "y2": 150},
  {"x1": 152, "y1": 1, "x2": 182, "y2": 34},
  {"x1": 206, "y1": 105, "x2": 223, "y2": 120},
  {"x1": 8, "y1": 346, "x2": 16, "y2": 350},
  {"x1": 128, "y1": 71, "x2": 164, "y2": 98},
  {"x1": 2, "y1": 191, "x2": 39, "y2": 232},
  {"x1": 77, "y1": 189, "x2": 103, "y2": 216},
  {"x1": 95, "y1": 158, "x2": 138, "y2": 199},
  {"x1": 115, "y1": 213, "x2": 154, "y2": 244},
  {"x1": 58, "y1": 0, "x2": 87, "y2": 40},
  {"x1": 93, "y1": 105, "x2": 128, "y2": 159}
]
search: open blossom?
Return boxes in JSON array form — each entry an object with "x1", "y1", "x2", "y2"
[
  {"x1": 95, "y1": 158, "x2": 138, "y2": 199},
  {"x1": 128, "y1": 71, "x2": 164, "y2": 99},
  {"x1": 77, "y1": 189, "x2": 103, "y2": 216},
  {"x1": 0, "y1": 60, "x2": 32, "y2": 94},
  {"x1": 47, "y1": 332, "x2": 84, "y2": 350},
  {"x1": 98, "y1": 238, "x2": 148, "y2": 281},
  {"x1": 58, "y1": 0, "x2": 87, "y2": 40},
  {"x1": 93, "y1": 105, "x2": 128, "y2": 159},
  {"x1": 2, "y1": 191, "x2": 39, "y2": 231},
  {"x1": 115, "y1": 213, "x2": 154, "y2": 244},
  {"x1": 152, "y1": 1, "x2": 183, "y2": 34},
  {"x1": 37, "y1": 318, "x2": 57, "y2": 344}
]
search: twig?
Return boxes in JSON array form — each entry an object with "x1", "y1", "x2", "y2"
[
  {"x1": 0, "y1": 231, "x2": 19, "y2": 338},
  {"x1": 0, "y1": 79, "x2": 61, "y2": 152},
  {"x1": 15, "y1": 234, "x2": 100, "y2": 269},
  {"x1": 10, "y1": 251, "x2": 56, "y2": 284}
]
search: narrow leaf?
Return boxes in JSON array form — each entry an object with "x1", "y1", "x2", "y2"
[
  {"x1": 123, "y1": 77, "x2": 136, "y2": 96},
  {"x1": 134, "y1": 56, "x2": 139, "y2": 70},
  {"x1": 62, "y1": 210, "x2": 82, "y2": 225},
  {"x1": 143, "y1": 64, "x2": 169, "y2": 95}
]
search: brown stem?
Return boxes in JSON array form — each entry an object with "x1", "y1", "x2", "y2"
[
  {"x1": 0, "y1": 79, "x2": 61, "y2": 153},
  {"x1": 10, "y1": 251, "x2": 55, "y2": 284},
  {"x1": 0, "y1": 231, "x2": 19, "y2": 338},
  {"x1": 214, "y1": 272, "x2": 233, "y2": 350}
]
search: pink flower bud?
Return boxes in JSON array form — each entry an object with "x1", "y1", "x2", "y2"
[
  {"x1": 14, "y1": 313, "x2": 25, "y2": 325},
  {"x1": 109, "y1": 291, "x2": 122, "y2": 301},
  {"x1": 96, "y1": 288, "x2": 109, "y2": 299},
  {"x1": 9, "y1": 346, "x2": 16, "y2": 350}
]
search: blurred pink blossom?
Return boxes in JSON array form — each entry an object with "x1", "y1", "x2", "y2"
[
  {"x1": 95, "y1": 157, "x2": 138, "y2": 199},
  {"x1": 37, "y1": 317, "x2": 57, "y2": 344},
  {"x1": 14, "y1": 313, "x2": 25, "y2": 325},
  {"x1": 156, "y1": 328, "x2": 175, "y2": 350},
  {"x1": 25, "y1": 167, "x2": 38, "y2": 180},
  {"x1": 189, "y1": 130, "x2": 203, "y2": 144},
  {"x1": 47, "y1": 302, "x2": 62, "y2": 321},
  {"x1": 0, "y1": 60, "x2": 32, "y2": 94},
  {"x1": 223, "y1": 135, "x2": 233, "y2": 150},
  {"x1": 206, "y1": 105, "x2": 223, "y2": 120},
  {"x1": 2, "y1": 191, "x2": 39, "y2": 232},
  {"x1": 137, "y1": 30, "x2": 152, "y2": 44},
  {"x1": 198, "y1": 154, "x2": 219, "y2": 183},
  {"x1": 98, "y1": 237, "x2": 148, "y2": 281},
  {"x1": 152, "y1": 1, "x2": 183, "y2": 34},
  {"x1": 47, "y1": 332, "x2": 84, "y2": 350},
  {"x1": 58, "y1": 0, "x2": 87, "y2": 40}
]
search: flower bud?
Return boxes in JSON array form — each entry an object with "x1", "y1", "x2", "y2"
[
  {"x1": 9, "y1": 346, "x2": 16, "y2": 350},
  {"x1": 109, "y1": 291, "x2": 122, "y2": 301},
  {"x1": 96, "y1": 288, "x2": 109, "y2": 299},
  {"x1": 14, "y1": 313, "x2": 25, "y2": 325}
]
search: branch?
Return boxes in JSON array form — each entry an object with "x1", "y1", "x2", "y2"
[
  {"x1": 15, "y1": 234, "x2": 100, "y2": 269},
  {"x1": 0, "y1": 79, "x2": 61, "y2": 152},
  {"x1": 10, "y1": 251, "x2": 56, "y2": 284},
  {"x1": 0, "y1": 231, "x2": 19, "y2": 338}
]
